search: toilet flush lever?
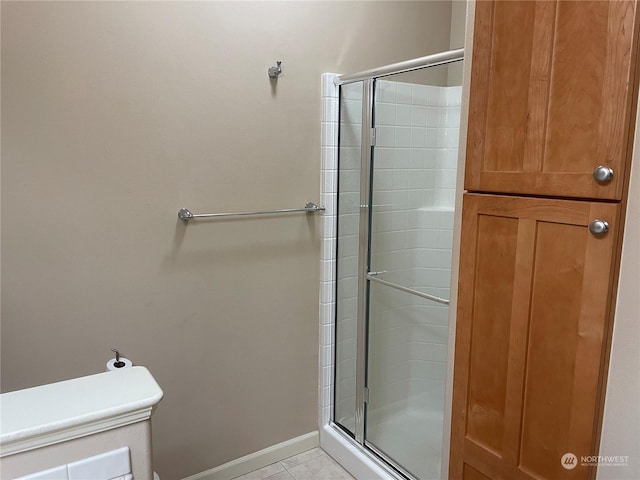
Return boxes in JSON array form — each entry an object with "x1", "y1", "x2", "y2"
[{"x1": 111, "y1": 348, "x2": 126, "y2": 368}]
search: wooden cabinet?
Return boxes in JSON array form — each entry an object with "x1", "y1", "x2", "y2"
[
  {"x1": 465, "y1": 0, "x2": 640, "y2": 200},
  {"x1": 452, "y1": 2, "x2": 638, "y2": 478},
  {"x1": 450, "y1": 194, "x2": 621, "y2": 480}
]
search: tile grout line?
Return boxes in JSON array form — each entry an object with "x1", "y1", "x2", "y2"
[
  {"x1": 275, "y1": 449, "x2": 354, "y2": 480},
  {"x1": 279, "y1": 449, "x2": 327, "y2": 474}
]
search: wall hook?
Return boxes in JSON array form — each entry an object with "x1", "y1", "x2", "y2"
[{"x1": 268, "y1": 61, "x2": 282, "y2": 79}]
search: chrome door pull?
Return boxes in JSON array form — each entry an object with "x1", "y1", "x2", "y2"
[
  {"x1": 589, "y1": 219, "x2": 609, "y2": 236},
  {"x1": 593, "y1": 165, "x2": 614, "y2": 184}
]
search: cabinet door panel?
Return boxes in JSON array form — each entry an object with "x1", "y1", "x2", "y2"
[
  {"x1": 519, "y1": 221, "x2": 589, "y2": 477},
  {"x1": 450, "y1": 194, "x2": 620, "y2": 480},
  {"x1": 482, "y1": 1, "x2": 536, "y2": 174},
  {"x1": 465, "y1": 215, "x2": 518, "y2": 454},
  {"x1": 466, "y1": 1, "x2": 640, "y2": 200},
  {"x1": 463, "y1": 464, "x2": 492, "y2": 480},
  {"x1": 545, "y1": 1, "x2": 613, "y2": 174}
]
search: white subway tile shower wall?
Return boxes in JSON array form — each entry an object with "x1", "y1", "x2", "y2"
[
  {"x1": 368, "y1": 81, "x2": 459, "y2": 420},
  {"x1": 319, "y1": 75, "x2": 461, "y2": 430},
  {"x1": 319, "y1": 74, "x2": 339, "y2": 429},
  {"x1": 375, "y1": 81, "x2": 461, "y2": 211}
]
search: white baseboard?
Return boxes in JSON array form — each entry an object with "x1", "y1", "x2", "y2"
[{"x1": 182, "y1": 431, "x2": 319, "y2": 480}]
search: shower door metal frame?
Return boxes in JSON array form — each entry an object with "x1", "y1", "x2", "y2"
[
  {"x1": 354, "y1": 77, "x2": 374, "y2": 444},
  {"x1": 333, "y1": 47, "x2": 465, "y2": 480},
  {"x1": 335, "y1": 48, "x2": 463, "y2": 86}
]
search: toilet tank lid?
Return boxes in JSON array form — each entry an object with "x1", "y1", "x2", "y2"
[{"x1": 0, "y1": 366, "x2": 163, "y2": 457}]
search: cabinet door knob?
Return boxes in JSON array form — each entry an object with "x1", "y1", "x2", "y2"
[
  {"x1": 593, "y1": 165, "x2": 614, "y2": 183},
  {"x1": 589, "y1": 219, "x2": 609, "y2": 236}
]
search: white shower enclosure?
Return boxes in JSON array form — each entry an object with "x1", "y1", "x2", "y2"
[{"x1": 320, "y1": 50, "x2": 464, "y2": 480}]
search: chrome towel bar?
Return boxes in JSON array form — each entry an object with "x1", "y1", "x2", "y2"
[{"x1": 178, "y1": 202, "x2": 325, "y2": 222}]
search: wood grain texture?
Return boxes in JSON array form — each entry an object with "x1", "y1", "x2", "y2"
[
  {"x1": 463, "y1": 463, "x2": 493, "y2": 480},
  {"x1": 465, "y1": 0, "x2": 640, "y2": 200},
  {"x1": 523, "y1": 1, "x2": 556, "y2": 173},
  {"x1": 519, "y1": 221, "x2": 589, "y2": 479},
  {"x1": 450, "y1": 194, "x2": 620, "y2": 480},
  {"x1": 450, "y1": 194, "x2": 481, "y2": 480},
  {"x1": 466, "y1": 215, "x2": 519, "y2": 454},
  {"x1": 483, "y1": 1, "x2": 535, "y2": 173},
  {"x1": 464, "y1": 0, "x2": 495, "y2": 190},
  {"x1": 544, "y1": 1, "x2": 609, "y2": 174},
  {"x1": 455, "y1": 3, "x2": 637, "y2": 478},
  {"x1": 501, "y1": 219, "x2": 536, "y2": 469}
]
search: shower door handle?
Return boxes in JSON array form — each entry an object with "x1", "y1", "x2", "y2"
[{"x1": 368, "y1": 271, "x2": 387, "y2": 276}]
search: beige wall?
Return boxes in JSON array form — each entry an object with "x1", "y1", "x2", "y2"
[
  {"x1": 597, "y1": 98, "x2": 640, "y2": 479},
  {"x1": 447, "y1": 0, "x2": 467, "y2": 85},
  {"x1": 0, "y1": 2, "x2": 454, "y2": 478}
]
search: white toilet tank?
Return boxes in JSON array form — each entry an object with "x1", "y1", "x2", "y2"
[{"x1": 0, "y1": 367, "x2": 163, "y2": 480}]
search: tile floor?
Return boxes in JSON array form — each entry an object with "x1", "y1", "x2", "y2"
[{"x1": 233, "y1": 447, "x2": 355, "y2": 480}]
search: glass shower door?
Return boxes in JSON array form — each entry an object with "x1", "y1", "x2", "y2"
[
  {"x1": 333, "y1": 56, "x2": 463, "y2": 480},
  {"x1": 334, "y1": 81, "x2": 365, "y2": 438},
  {"x1": 364, "y1": 69, "x2": 461, "y2": 480}
]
